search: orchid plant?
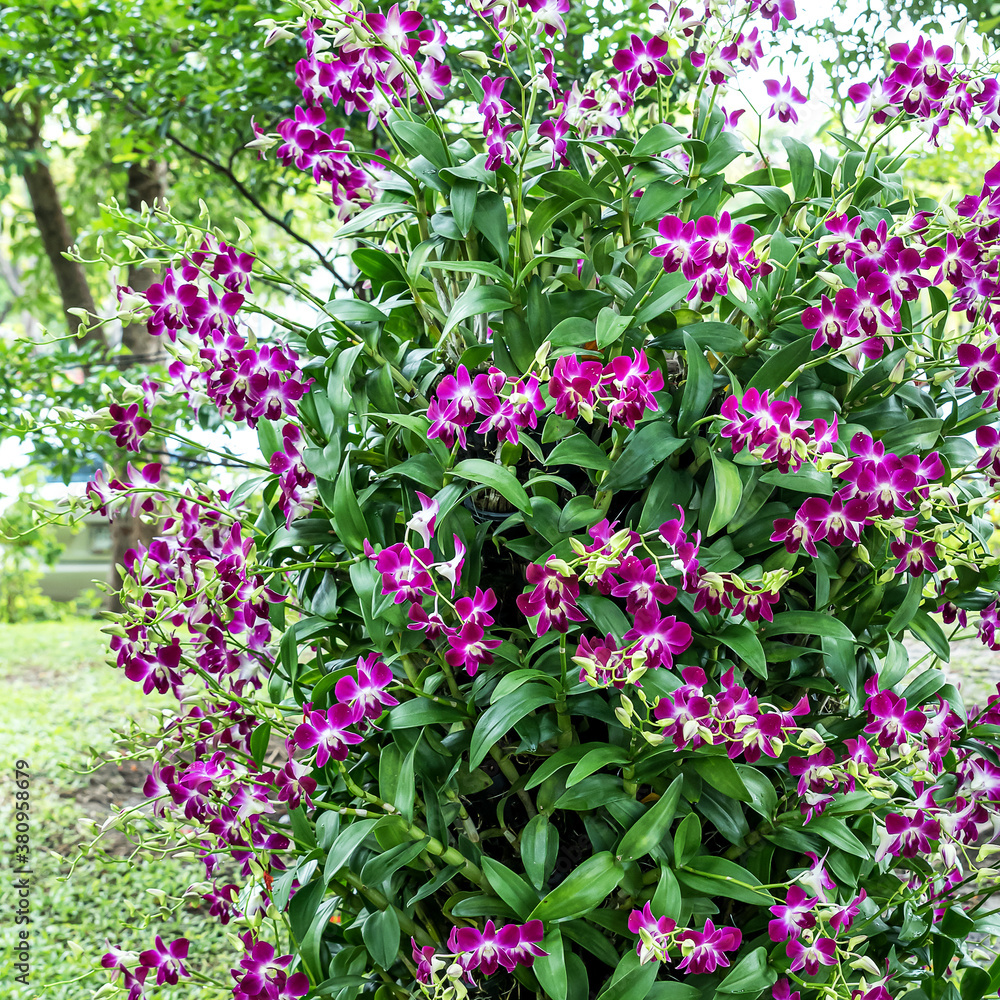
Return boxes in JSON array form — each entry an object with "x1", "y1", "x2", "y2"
[{"x1": 62, "y1": 2, "x2": 1000, "y2": 1000}]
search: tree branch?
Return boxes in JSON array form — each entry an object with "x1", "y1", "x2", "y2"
[{"x1": 162, "y1": 126, "x2": 353, "y2": 290}]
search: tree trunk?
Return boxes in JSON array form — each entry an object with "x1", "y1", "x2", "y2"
[
  {"x1": 107, "y1": 158, "x2": 169, "y2": 614},
  {"x1": 21, "y1": 155, "x2": 105, "y2": 350}
]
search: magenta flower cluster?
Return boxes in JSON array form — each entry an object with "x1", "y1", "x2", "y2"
[
  {"x1": 413, "y1": 919, "x2": 546, "y2": 984},
  {"x1": 117, "y1": 238, "x2": 316, "y2": 525},
  {"x1": 848, "y1": 35, "x2": 1000, "y2": 145},
  {"x1": 769, "y1": 430, "x2": 944, "y2": 575},
  {"x1": 768, "y1": 865, "x2": 866, "y2": 977},
  {"x1": 426, "y1": 353, "x2": 663, "y2": 450},
  {"x1": 101, "y1": 936, "x2": 190, "y2": 999},
  {"x1": 650, "y1": 211, "x2": 761, "y2": 303},
  {"x1": 720, "y1": 388, "x2": 837, "y2": 474},
  {"x1": 230, "y1": 933, "x2": 310, "y2": 1000},
  {"x1": 627, "y1": 904, "x2": 742, "y2": 973},
  {"x1": 655, "y1": 665, "x2": 809, "y2": 760}
]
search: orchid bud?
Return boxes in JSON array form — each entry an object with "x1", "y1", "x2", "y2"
[
  {"x1": 460, "y1": 49, "x2": 490, "y2": 68},
  {"x1": 533, "y1": 340, "x2": 552, "y2": 371},
  {"x1": 850, "y1": 956, "x2": 882, "y2": 976},
  {"x1": 814, "y1": 269, "x2": 845, "y2": 291},
  {"x1": 547, "y1": 558, "x2": 574, "y2": 577}
]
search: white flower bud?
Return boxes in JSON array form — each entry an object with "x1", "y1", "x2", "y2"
[
  {"x1": 460, "y1": 50, "x2": 490, "y2": 68},
  {"x1": 850, "y1": 956, "x2": 882, "y2": 976}
]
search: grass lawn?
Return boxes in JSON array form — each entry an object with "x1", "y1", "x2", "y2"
[{"x1": 0, "y1": 621, "x2": 236, "y2": 999}]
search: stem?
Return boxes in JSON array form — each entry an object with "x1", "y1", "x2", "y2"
[
  {"x1": 556, "y1": 633, "x2": 574, "y2": 749},
  {"x1": 489, "y1": 745, "x2": 537, "y2": 819}
]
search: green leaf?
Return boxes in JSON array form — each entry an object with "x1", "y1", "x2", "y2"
[
  {"x1": 300, "y1": 895, "x2": 342, "y2": 983},
  {"x1": 594, "y1": 953, "x2": 658, "y2": 1000},
  {"x1": 715, "y1": 624, "x2": 767, "y2": 679},
  {"x1": 759, "y1": 466, "x2": 833, "y2": 495},
  {"x1": 452, "y1": 458, "x2": 531, "y2": 512},
  {"x1": 673, "y1": 812, "x2": 701, "y2": 866},
  {"x1": 451, "y1": 179, "x2": 477, "y2": 236},
  {"x1": 747, "y1": 335, "x2": 814, "y2": 392},
  {"x1": 882, "y1": 638, "x2": 910, "y2": 689},
  {"x1": 577, "y1": 594, "x2": 632, "y2": 643},
  {"x1": 765, "y1": 611, "x2": 855, "y2": 642},
  {"x1": 481, "y1": 857, "x2": 538, "y2": 920},
  {"x1": 781, "y1": 136, "x2": 815, "y2": 200},
  {"x1": 692, "y1": 756, "x2": 751, "y2": 803},
  {"x1": 961, "y1": 968, "x2": 991, "y2": 1000},
  {"x1": 648, "y1": 321, "x2": 745, "y2": 354},
  {"x1": 363, "y1": 907, "x2": 401, "y2": 969},
  {"x1": 555, "y1": 775, "x2": 632, "y2": 810},
  {"x1": 676, "y1": 857, "x2": 774, "y2": 906},
  {"x1": 735, "y1": 766, "x2": 777, "y2": 819},
  {"x1": 596, "y1": 307, "x2": 634, "y2": 349},
  {"x1": 331, "y1": 456, "x2": 370, "y2": 554},
  {"x1": 602, "y1": 423, "x2": 686, "y2": 491},
  {"x1": 474, "y1": 191, "x2": 511, "y2": 267},
  {"x1": 632, "y1": 123, "x2": 694, "y2": 156},
  {"x1": 469, "y1": 684, "x2": 555, "y2": 767},
  {"x1": 737, "y1": 184, "x2": 791, "y2": 218},
  {"x1": 521, "y1": 813, "x2": 559, "y2": 890},
  {"x1": 548, "y1": 316, "x2": 597, "y2": 348},
  {"x1": 634, "y1": 181, "x2": 692, "y2": 225},
  {"x1": 708, "y1": 450, "x2": 744, "y2": 536},
  {"x1": 325, "y1": 819, "x2": 379, "y2": 881},
  {"x1": 702, "y1": 132, "x2": 747, "y2": 175},
  {"x1": 359, "y1": 838, "x2": 426, "y2": 886},
  {"x1": 526, "y1": 743, "x2": 600, "y2": 789},
  {"x1": 617, "y1": 774, "x2": 684, "y2": 862},
  {"x1": 717, "y1": 946, "x2": 776, "y2": 994},
  {"x1": 441, "y1": 284, "x2": 513, "y2": 339},
  {"x1": 910, "y1": 609, "x2": 951, "y2": 662},
  {"x1": 547, "y1": 434, "x2": 611, "y2": 471},
  {"x1": 395, "y1": 741, "x2": 417, "y2": 821},
  {"x1": 806, "y1": 815, "x2": 870, "y2": 858},
  {"x1": 325, "y1": 298, "x2": 389, "y2": 322},
  {"x1": 647, "y1": 984, "x2": 699, "y2": 1000},
  {"x1": 336, "y1": 202, "x2": 415, "y2": 239},
  {"x1": 888, "y1": 575, "x2": 924, "y2": 634},
  {"x1": 678, "y1": 331, "x2": 714, "y2": 435},
  {"x1": 427, "y1": 259, "x2": 512, "y2": 287},
  {"x1": 385, "y1": 699, "x2": 468, "y2": 729},
  {"x1": 533, "y1": 930, "x2": 568, "y2": 1000},
  {"x1": 250, "y1": 721, "x2": 271, "y2": 769},
  {"x1": 257, "y1": 418, "x2": 283, "y2": 461},
  {"x1": 558, "y1": 495, "x2": 605, "y2": 533},
  {"x1": 529, "y1": 852, "x2": 624, "y2": 923},
  {"x1": 566, "y1": 747, "x2": 632, "y2": 787},
  {"x1": 391, "y1": 118, "x2": 450, "y2": 167}
]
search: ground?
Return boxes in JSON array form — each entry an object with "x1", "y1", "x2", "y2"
[
  {"x1": 0, "y1": 621, "x2": 235, "y2": 1000},
  {"x1": 2, "y1": 619, "x2": 1000, "y2": 998}
]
